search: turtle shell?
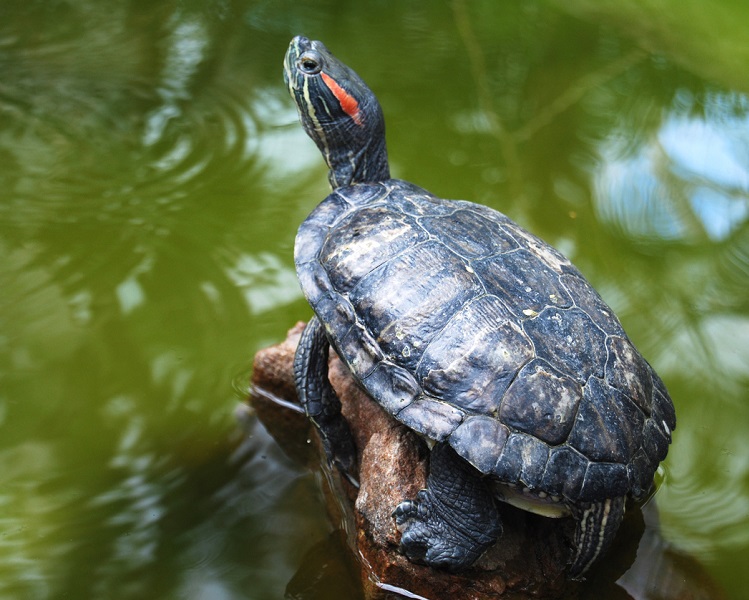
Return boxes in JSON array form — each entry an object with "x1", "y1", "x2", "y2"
[{"x1": 295, "y1": 179, "x2": 676, "y2": 504}]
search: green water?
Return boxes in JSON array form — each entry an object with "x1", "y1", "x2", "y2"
[{"x1": 1, "y1": 1, "x2": 747, "y2": 598}]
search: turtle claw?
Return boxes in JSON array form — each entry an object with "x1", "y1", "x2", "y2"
[
  {"x1": 393, "y1": 498, "x2": 420, "y2": 527},
  {"x1": 392, "y1": 444, "x2": 501, "y2": 572},
  {"x1": 393, "y1": 492, "x2": 474, "y2": 571},
  {"x1": 393, "y1": 496, "x2": 436, "y2": 565},
  {"x1": 393, "y1": 494, "x2": 428, "y2": 531}
]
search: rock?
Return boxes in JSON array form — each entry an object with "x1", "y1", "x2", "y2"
[
  {"x1": 249, "y1": 322, "x2": 314, "y2": 468},
  {"x1": 250, "y1": 324, "x2": 571, "y2": 599}
]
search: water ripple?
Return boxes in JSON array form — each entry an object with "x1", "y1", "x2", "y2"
[{"x1": 0, "y1": 10, "x2": 278, "y2": 239}]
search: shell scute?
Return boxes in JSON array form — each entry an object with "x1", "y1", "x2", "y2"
[
  {"x1": 334, "y1": 182, "x2": 389, "y2": 207},
  {"x1": 314, "y1": 291, "x2": 357, "y2": 345},
  {"x1": 384, "y1": 181, "x2": 454, "y2": 217},
  {"x1": 652, "y1": 373, "x2": 676, "y2": 435},
  {"x1": 560, "y1": 272, "x2": 626, "y2": 337},
  {"x1": 642, "y1": 414, "x2": 671, "y2": 462},
  {"x1": 397, "y1": 397, "x2": 464, "y2": 442},
  {"x1": 605, "y1": 336, "x2": 653, "y2": 416},
  {"x1": 420, "y1": 207, "x2": 518, "y2": 259},
  {"x1": 580, "y1": 462, "x2": 629, "y2": 501},
  {"x1": 567, "y1": 377, "x2": 644, "y2": 464},
  {"x1": 501, "y1": 221, "x2": 571, "y2": 273},
  {"x1": 499, "y1": 359, "x2": 582, "y2": 445},
  {"x1": 339, "y1": 322, "x2": 384, "y2": 378},
  {"x1": 297, "y1": 262, "x2": 328, "y2": 306},
  {"x1": 350, "y1": 241, "x2": 483, "y2": 368},
  {"x1": 417, "y1": 295, "x2": 534, "y2": 415},
  {"x1": 473, "y1": 249, "x2": 573, "y2": 319},
  {"x1": 493, "y1": 432, "x2": 550, "y2": 490},
  {"x1": 450, "y1": 416, "x2": 510, "y2": 474},
  {"x1": 540, "y1": 446, "x2": 589, "y2": 499},
  {"x1": 627, "y1": 448, "x2": 656, "y2": 500},
  {"x1": 322, "y1": 206, "x2": 428, "y2": 293},
  {"x1": 523, "y1": 307, "x2": 607, "y2": 384},
  {"x1": 362, "y1": 361, "x2": 420, "y2": 415}
]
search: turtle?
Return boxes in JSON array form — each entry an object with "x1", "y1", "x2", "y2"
[{"x1": 283, "y1": 35, "x2": 676, "y2": 579}]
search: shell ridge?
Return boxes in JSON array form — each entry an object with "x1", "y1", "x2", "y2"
[
  {"x1": 344, "y1": 238, "x2": 443, "y2": 304},
  {"x1": 414, "y1": 293, "x2": 534, "y2": 413},
  {"x1": 328, "y1": 214, "x2": 433, "y2": 294}
]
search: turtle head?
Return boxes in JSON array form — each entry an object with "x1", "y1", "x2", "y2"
[{"x1": 284, "y1": 36, "x2": 390, "y2": 189}]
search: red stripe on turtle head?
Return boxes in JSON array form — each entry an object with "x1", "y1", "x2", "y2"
[{"x1": 321, "y1": 72, "x2": 363, "y2": 126}]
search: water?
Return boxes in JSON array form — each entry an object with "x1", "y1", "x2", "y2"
[{"x1": 1, "y1": 1, "x2": 747, "y2": 598}]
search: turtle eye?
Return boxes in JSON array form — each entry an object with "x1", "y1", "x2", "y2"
[{"x1": 298, "y1": 51, "x2": 322, "y2": 75}]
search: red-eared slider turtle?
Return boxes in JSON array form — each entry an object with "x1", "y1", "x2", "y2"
[{"x1": 284, "y1": 36, "x2": 675, "y2": 579}]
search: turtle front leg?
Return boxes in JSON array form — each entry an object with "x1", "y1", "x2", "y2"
[
  {"x1": 294, "y1": 316, "x2": 357, "y2": 479},
  {"x1": 393, "y1": 442, "x2": 501, "y2": 571},
  {"x1": 568, "y1": 496, "x2": 626, "y2": 579}
]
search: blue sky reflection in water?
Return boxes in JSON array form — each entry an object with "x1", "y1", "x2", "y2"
[
  {"x1": 0, "y1": 1, "x2": 747, "y2": 599},
  {"x1": 596, "y1": 91, "x2": 749, "y2": 242}
]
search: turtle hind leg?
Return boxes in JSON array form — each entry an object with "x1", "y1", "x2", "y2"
[
  {"x1": 294, "y1": 316, "x2": 357, "y2": 480},
  {"x1": 393, "y1": 442, "x2": 502, "y2": 571},
  {"x1": 568, "y1": 496, "x2": 626, "y2": 579}
]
